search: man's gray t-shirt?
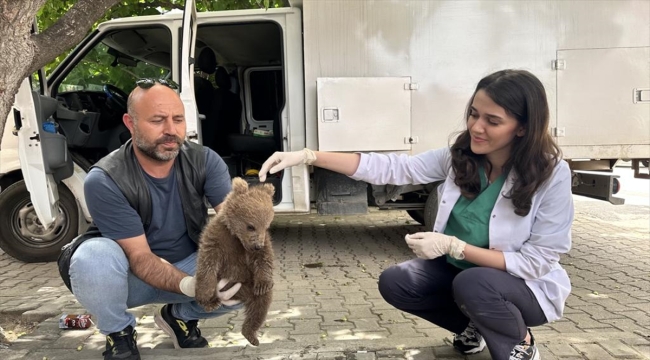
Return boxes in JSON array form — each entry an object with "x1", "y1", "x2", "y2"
[{"x1": 84, "y1": 147, "x2": 231, "y2": 263}]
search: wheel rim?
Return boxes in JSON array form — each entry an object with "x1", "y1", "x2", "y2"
[{"x1": 11, "y1": 198, "x2": 69, "y2": 248}]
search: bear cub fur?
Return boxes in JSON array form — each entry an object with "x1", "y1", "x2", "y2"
[{"x1": 195, "y1": 177, "x2": 275, "y2": 346}]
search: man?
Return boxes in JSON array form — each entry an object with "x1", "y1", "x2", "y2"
[{"x1": 67, "y1": 79, "x2": 240, "y2": 360}]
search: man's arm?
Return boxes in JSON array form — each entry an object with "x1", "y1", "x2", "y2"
[{"x1": 117, "y1": 234, "x2": 187, "y2": 293}]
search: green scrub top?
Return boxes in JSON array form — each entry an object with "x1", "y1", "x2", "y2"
[{"x1": 444, "y1": 167, "x2": 506, "y2": 269}]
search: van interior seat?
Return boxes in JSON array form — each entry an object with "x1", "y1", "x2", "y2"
[
  {"x1": 213, "y1": 67, "x2": 243, "y2": 156},
  {"x1": 227, "y1": 108, "x2": 281, "y2": 155},
  {"x1": 194, "y1": 48, "x2": 218, "y2": 149}
]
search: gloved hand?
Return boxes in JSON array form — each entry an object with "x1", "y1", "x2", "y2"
[
  {"x1": 258, "y1": 149, "x2": 317, "y2": 182},
  {"x1": 180, "y1": 277, "x2": 242, "y2": 306},
  {"x1": 405, "y1": 232, "x2": 467, "y2": 260}
]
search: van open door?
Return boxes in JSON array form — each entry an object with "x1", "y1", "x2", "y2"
[
  {"x1": 14, "y1": 77, "x2": 73, "y2": 229},
  {"x1": 179, "y1": 0, "x2": 200, "y2": 143}
]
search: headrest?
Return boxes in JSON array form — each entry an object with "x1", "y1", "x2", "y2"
[
  {"x1": 215, "y1": 67, "x2": 230, "y2": 89},
  {"x1": 196, "y1": 48, "x2": 216, "y2": 74}
]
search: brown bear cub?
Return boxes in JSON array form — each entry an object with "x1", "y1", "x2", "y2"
[{"x1": 195, "y1": 177, "x2": 275, "y2": 346}]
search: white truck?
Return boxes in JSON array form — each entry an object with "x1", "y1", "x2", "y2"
[{"x1": 1, "y1": 0, "x2": 648, "y2": 262}]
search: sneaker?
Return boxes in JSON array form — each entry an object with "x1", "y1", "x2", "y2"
[
  {"x1": 453, "y1": 321, "x2": 486, "y2": 354},
  {"x1": 154, "y1": 304, "x2": 208, "y2": 349},
  {"x1": 102, "y1": 325, "x2": 140, "y2": 360},
  {"x1": 509, "y1": 329, "x2": 540, "y2": 360}
]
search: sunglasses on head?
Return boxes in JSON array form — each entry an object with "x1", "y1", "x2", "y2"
[{"x1": 135, "y1": 78, "x2": 179, "y2": 90}]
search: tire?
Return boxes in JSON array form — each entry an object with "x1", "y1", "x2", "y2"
[
  {"x1": 0, "y1": 180, "x2": 78, "y2": 263},
  {"x1": 406, "y1": 210, "x2": 425, "y2": 225},
  {"x1": 406, "y1": 182, "x2": 443, "y2": 229},
  {"x1": 423, "y1": 182, "x2": 443, "y2": 231}
]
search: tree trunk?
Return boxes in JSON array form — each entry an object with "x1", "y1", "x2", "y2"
[
  {"x1": 0, "y1": 0, "x2": 45, "y2": 149},
  {"x1": 0, "y1": 0, "x2": 119, "y2": 149}
]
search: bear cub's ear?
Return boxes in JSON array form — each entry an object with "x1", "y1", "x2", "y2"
[
  {"x1": 261, "y1": 183, "x2": 275, "y2": 197},
  {"x1": 232, "y1": 177, "x2": 249, "y2": 194}
]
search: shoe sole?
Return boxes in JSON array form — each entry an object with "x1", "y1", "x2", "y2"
[
  {"x1": 153, "y1": 309, "x2": 181, "y2": 350},
  {"x1": 531, "y1": 347, "x2": 540, "y2": 360},
  {"x1": 456, "y1": 337, "x2": 487, "y2": 355}
]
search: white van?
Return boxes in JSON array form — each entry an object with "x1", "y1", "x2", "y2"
[{"x1": 1, "y1": 0, "x2": 649, "y2": 262}]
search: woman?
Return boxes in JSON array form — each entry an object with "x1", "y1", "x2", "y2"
[{"x1": 258, "y1": 69, "x2": 573, "y2": 360}]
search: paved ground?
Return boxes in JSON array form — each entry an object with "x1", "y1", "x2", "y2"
[{"x1": 0, "y1": 167, "x2": 648, "y2": 360}]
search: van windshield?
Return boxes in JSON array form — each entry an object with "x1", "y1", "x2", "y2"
[{"x1": 57, "y1": 27, "x2": 171, "y2": 95}]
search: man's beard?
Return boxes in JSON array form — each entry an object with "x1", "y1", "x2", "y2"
[{"x1": 133, "y1": 129, "x2": 182, "y2": 162}]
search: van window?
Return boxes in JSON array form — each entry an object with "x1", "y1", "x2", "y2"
[
  {"x1": 248, "y1": 69, "x2": 284, "y2": 122},
  {"x1": 57, "y1": 27, "x2": 172, "y2": 95}
]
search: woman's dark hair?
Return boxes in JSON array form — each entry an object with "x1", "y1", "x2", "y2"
[{"x1": 450, "y1": 69, "x2": 561, "y2": 216}]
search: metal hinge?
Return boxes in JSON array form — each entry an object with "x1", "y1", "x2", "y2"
[
  {"x1": 552, "y1": 59, "x2": 566, "y2": 70},
  {"x1": 404, "y1": 83, "x2": 419, "y2": 90},
  {"x1": 552, "y1": 127, "x2": 566, "y2": 137}
]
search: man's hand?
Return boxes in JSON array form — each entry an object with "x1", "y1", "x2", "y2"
[
  {"x1": 259, "y1": 149, "x2": 317, "y2": 182},
  {"x1": 180, "y1": 277, "x2": 242, "y2": 306},
  {"x1": 405, "y1": 232, "x2": 467, "y2": 260}
]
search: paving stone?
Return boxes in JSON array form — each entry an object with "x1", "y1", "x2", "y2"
[
  {"x1": 543, "y1": 343, "x2": 582, "y2": 357},
  {"x1": 317, "y1": 300, "x2": 347, "y2": 312},
  {"x1": 431, "y1": 345, "x2": 464, "y2": 359},
  {"x1": 573, "y1": 343, "x2": 617, "y2": 359},
  {"x1": 566, "y1": 313, "x2": 617, "y2": 329},
  {"x1": 291, "y1": 319, "x2": 324, "y2": 335},
  {"x1": 350, "y1": 319, "x2": 385, "y2": 333},
  {"x1": 0, "y1": 349, "x2": 30, "y2": 360},
  {"x1": 383, "y1": 323, "x2": 424, "y2": 338},
  {"x1": 317, "y1": 352, "x2": 346, "y2": 360},
  {"x1": 376, "y1": 311, "x2": 410, "y2": 324},
  {"x1": 2, "y1": 201, "x2": 650, "y2": 359},
  {"x1": 598, "y1": 340, "x2": 645, "y2": 358},
  {"x1": 347, "y1": 352, "x2": 376, "y2": 360}
]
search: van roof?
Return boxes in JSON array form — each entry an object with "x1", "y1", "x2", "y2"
[{"x1": 97, "y1": 6, "x2": 299, "y2": 30}]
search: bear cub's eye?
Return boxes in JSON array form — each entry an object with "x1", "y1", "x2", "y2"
[{"x1": 247, "y1": 225, "x2": 255, "y2": 231}]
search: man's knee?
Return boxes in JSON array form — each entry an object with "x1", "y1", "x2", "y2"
[{"x1": 70, "y1": 237, "x2": 128, "y2": 276}]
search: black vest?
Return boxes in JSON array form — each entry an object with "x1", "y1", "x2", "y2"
[{"x1": 92, "y1": 139, "x2": 208, "y2": 244}]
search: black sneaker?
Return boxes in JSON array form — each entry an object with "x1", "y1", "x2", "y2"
[
  {"x1": 102, "y1": 325, "x2": 140, "y2": 360},
  {"x1": 154, "y1": 304, "x2": 208, "y2": 349},
  {"x1": 509, "y1": 329, "x2": 540, "y2": 360},
  {"x1": 453, "y1": 321, "x2": 486, "y2": 354}
]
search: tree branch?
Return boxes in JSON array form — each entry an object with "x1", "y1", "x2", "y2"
[{"x1": 29, "y1": 0, "x2": 121, "y2": 73}]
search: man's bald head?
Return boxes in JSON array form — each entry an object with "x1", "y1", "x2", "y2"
[{"x1": 126, "y1": 83, "x2": 183, "y2": 121}]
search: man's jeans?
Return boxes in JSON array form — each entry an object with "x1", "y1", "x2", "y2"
[{"x1": 69, "y1": 237, "x2": 239, "y2": 335}]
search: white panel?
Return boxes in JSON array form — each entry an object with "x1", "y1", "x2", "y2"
[
  {"x1": 302, "y1": 0, "x2": 650, "y2": 158},
  {"x1": 317, "y1": 77, "x2": 411, "y2": 152},
  {"x1": 557, "y1": 47, "x2": 650, "y2": 148}
]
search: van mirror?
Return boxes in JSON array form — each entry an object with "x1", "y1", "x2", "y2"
[{"x1": 107, "y1": 47, "x2": 138, "y2": 67}]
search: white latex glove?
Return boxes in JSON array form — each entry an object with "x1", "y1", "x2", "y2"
[
  {"x1": 405, "y1": 232, "x2": 467, "y2": 260},
  {"x1": 180, "y1": 277, "x2": 242, "y2": 306},
  {"x1": 258, "y1": 149, "x2": 317, "y2": 182}
]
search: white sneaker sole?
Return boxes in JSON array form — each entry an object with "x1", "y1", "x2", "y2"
[
  {"x1": 153, "y1": 309, "x2": 181, "y2": 349},
  {"x1": 531, "y1": 346, "x2": 540, "y2": 360},
  {"x1": 464, "y1": 337, "x2": 487, "y2": 354}
]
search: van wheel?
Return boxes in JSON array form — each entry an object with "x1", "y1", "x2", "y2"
[
  {"x1": 406, "y1": 210, "x2": 425, "y2": 225},
  {"x1": 0, "y1": 180, "x2": 78, "y2": 263},
  {"x1": 405, "y1": 182, "x2": 443, "y2": 230},
  {"x1": 423, "y1": 185, "x2": 441, "y2": 231}
]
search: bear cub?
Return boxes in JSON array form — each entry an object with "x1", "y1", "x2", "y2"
[{"x1": 195, "y1": 177, "x2": 275, "y2": 346}]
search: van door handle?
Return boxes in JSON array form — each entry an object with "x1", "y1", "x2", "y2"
[{"x1": 634, "y1": 88, "x2": 650, "y2": 103}]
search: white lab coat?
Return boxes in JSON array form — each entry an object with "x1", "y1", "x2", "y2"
[{"x1": 350, "y1": 147, "x2": 573, "y2": 322}]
